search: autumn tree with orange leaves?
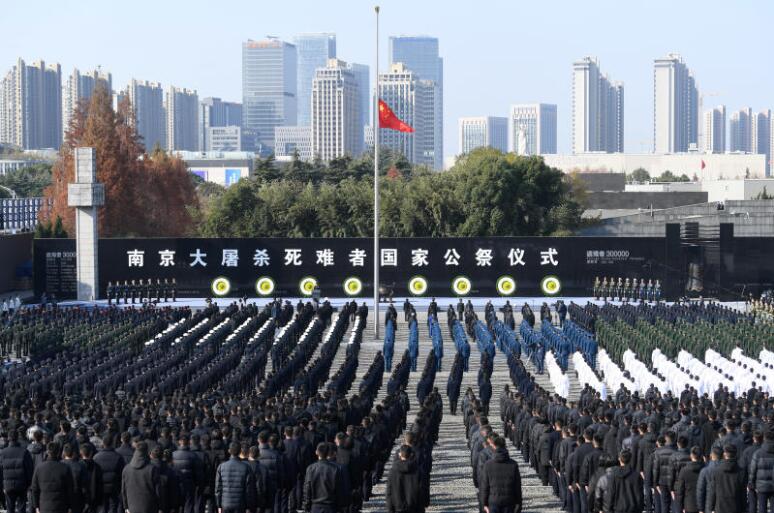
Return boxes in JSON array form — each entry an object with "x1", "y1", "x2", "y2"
[{"x1": 43, "y1": 84, "x2": 198, "y2": 237}]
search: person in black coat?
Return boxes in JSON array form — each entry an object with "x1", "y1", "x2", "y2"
[
  {"x1": 31, "y1": 443, "x2": 74, "y2": 513},
  {"x1": 479, "y1": 438, "x2": 522, "y2": 513},
  {"x1": 303, "y1": 443, "x2": 347, "y2": 513},
  {"x1": 93, "y1": 434, "x2": 124, "y2": 513},
  {"x1": 750, "y1": 431, "x2": 774, "y2": 513},
  {"x1": 79, "y1": 445, "x2": 104, "y2": 513},
  {"x1": 258, "y1": 433, "x2": 287, "y2": 513},
  {"x1": 674, "y1": 447, "x2": 703, "y2": 513},
  {"x1": 0, "y1": 429, "x2": 34, "y2": 513},
  {"x1": 172, "y1": 435, "x2": 202, "y2": 513},
  {"x1": 706, "y1": 445, "x2": 746, "y2": 513},
  {"x1": 215, "y1": 443, "x2": 252, "y2": 513},
  {"x1": 602, "y1": 450, "x2": 642, "y2": 513},
  {"x1": 386, "y1": 445, "x2": 422, "y2": 513},
  {"x1": 121, "y1": 443, "x2": 161, "y2": 513}
]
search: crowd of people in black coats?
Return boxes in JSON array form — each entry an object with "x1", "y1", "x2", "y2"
[{"x1": 0, "y1": 298, "x2": 433, "y2": 513}]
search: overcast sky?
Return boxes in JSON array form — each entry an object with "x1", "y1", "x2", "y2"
[{"x1": 3, "y1": 0, "x2": 770, "y2": 158}]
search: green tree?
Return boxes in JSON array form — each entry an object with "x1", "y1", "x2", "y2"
[{"x1": 629, "y1": 167, "x2": 650, "y2": 182}]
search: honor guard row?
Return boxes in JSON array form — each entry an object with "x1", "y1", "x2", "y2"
[
  {"x1": 106, "y1": 278, "x2": 177, "y2": 305},
  {"x1": 593, "y1": 276, "x2": 661, "y2": 302}
]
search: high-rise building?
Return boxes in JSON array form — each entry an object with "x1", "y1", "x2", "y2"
[
  {"x1": 347, "y1": 63, "x2": 370, "y2": 131},
  {"x1": 242, "y1": 39, "x2": 297, "y2": 155},
  {"x1": 198, "y1": 97, "x2": 242, "y2": 151},
  {"x1": 507, "y1": 104, "x2": 557, "y2": 156},
  {"x1": 206, "y1": 126, "x2": 241, "y2": 152},
  {"x1": 377, "y1": 63, "x2": 435, "y2": 168},
  {"x1": 752, "y1": 110, "x2": 771, "y2": 172},
  {"x1": 458, "y1": 116, "x2": 507, "y2": 154},
  {"x1": 703, "y1": 105, "x2": 726, "y2": 154},
  {"x1": 572, "y1": 57, "x2": 624, "y2": 153},
  {"x1": 310, "y1": 59, "x2": 362, "y2": 161},
  {"x1": 165, "y1": 86, "x2": 198, "y2": 151},
  {"x1": 127, "y1": 79, "x2": 166, "y2": 150},
  {"x1": 729, "y1": 107, "x2": 753, "y2": 153},
  {"x1": 0, "y1": 58, "x2": 62, "y2": 149},
  {"x1": 62, "y1": 67, "x2": 112, "y2": 140},
  {"x1": 653, "y1": 53, "x2": 699, "y2": 153},
  {"x1": 274, "y1": 126, "x2": 312, "y2": 161},
  {"x1": 389, "y1": 36, "x2": 443, "y2": 169},
  {"x1": 294, "y1": 33, "x2": 336, "y2": 126}
]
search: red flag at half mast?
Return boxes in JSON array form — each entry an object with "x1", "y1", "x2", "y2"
[{"x1": 378, "y1": 99, "x2": 414, "y2": 132}]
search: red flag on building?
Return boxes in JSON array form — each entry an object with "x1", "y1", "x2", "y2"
[
  {"x1": 701, "y1": 159, "x2": 706, "y2": 170},
  {"x1": 378, "y1": 99, "x2": 414, "y2": 132}
]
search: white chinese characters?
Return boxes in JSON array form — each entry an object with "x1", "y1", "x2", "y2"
[
  {"x1": 127, "y1": 250, "x2": 145, "y2": 267},
  {"x1": 189, "y1": 249, "x2": 207, "y2": 267},
  {"x1": 411, "y1": 248, "x2": 429, "y2": 267},
  {"x1": 158, "y1": 250, "x2": 175, "y2": 267},
  {"x1": 540, "y1": 247, "x2": 559, "y2": 266},
  {"x1": 222, "y1": 249, "x2": 239, "y2": 267},
  {"x1": 284, "y1": 249, "x2": 302, "y2": 266},
  {"x1": 253, "y1": 249, "x2": 270, "y2": 267},
  {"x1": 316, "y1": 249, "x2": 335, "y2": 267}
]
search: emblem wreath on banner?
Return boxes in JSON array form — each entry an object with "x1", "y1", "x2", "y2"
[
  {"x1": 541, "y1": 275, "x2": 562, "y2": 296},
  {"x1": 408, "y1": 276, "x2": 428, "y2": 296},
  {"x1": 299, "y1": 276, "x2": 318, "y2": 297},
  {"x1": 211, "y1": 277, "x2": 231, "y2": 297},
  {"x1": 255, "y1": 277, "x2": 275, "y2": 297},
  {"x1": 452, "y1": 276, "x2": 472, "y2": 296},
  {"x1": 343, "y1": 277, "x2": 363, "y2": 296},
  {"x1": 496, "y1": 276, "x2": 516, "y2": 296}
]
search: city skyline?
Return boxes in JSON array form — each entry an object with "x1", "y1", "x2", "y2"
[{"x1": 2, "y1": 0, "x2": 773, "y2": 157}]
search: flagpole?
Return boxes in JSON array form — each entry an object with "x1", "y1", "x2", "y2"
[{"x1": 373, "y1": 5, "x2": 380, "y2": 339}]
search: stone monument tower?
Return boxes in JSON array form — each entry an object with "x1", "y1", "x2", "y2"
[{"x1": 67, "y1": 148, "x2": 104, "y2": 301}]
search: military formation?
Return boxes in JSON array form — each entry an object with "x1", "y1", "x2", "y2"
[
  {"x1": 105, "y1": 279, "x2": 178, "y2": 305},
  {"x1": 593, "y1": 277, "x2": 661, "y2": 303}
]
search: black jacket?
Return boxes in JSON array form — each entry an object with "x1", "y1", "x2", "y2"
[
  {"x1": 674, "y1": 460, "x2": 702, "y2": 513},
  {"x1": 172, "y1": 447, "x2": 201, "y2": 491},
  {"x1": 121, "y1": 454, "x2": 161, "y2": 513},
  {"x1": 259, "y1": 446, "x2": 287, "y2": 494},
  {"x1": 636, "y1": 433, "x2": 657, "y2": 481},
  {"x1": 0, "y1": 442, "x2": 34, "y2": 492},
  {"x1": 480, "y1": 448, "x2": 522, "y2": 508},
  {"x1": 93, "y1": 448, "x2": 124, "y2": 497},
  {"x1": 603, "y1": 465, "x2": 643, "y2": 513},
  {"x1": 707, "y1": 459, "x2": 745, "y2": 513},
  {"x1": 31, "y1": 460, "x2": 74, "y2": 513},
  {"x1": 652, "y1": 445, "x2": 675, "y2": 487},
  {"x1": 668, "y1": 448, "x2": 691, "y2": 488},
  {"x1": 303, "y1": 460, "x2": 346, "y2": 510},
  {"x1": 386, "y1": 458, "x2": 422, "y2": 513},
  {"x1": 215, "y1": 457, "x2": 252, "y2": 509},
  {"x1": 750, "y1": 441, "x2": 774, "y2": 493}
]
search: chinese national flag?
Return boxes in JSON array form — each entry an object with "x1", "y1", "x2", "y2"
[
  {"x1": 701, "y1": 159, "x2": 706, "y2": 170},
  {"x1": 378, "y1": 99, "x2": 414, "y2": 132}
]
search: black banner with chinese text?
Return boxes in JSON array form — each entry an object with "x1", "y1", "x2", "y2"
[{"x1": 34, "y1": 237, "x2": 672, "y2": 299}]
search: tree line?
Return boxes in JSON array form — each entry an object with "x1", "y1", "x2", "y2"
[{"x1": 198, "y1": 147, "x2": 586, "y2": 238}]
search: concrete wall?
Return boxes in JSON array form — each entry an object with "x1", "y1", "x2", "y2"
[
  {"x1": 586, "y1": 191, "x2": 708, "y2": 210},
  {"x1": 580, "y1": 200, "x2": 774, "y2": 237},
  {"x1": 0, "y1": 232, "x2": 33, "y2": 293},
  {"x1": 576, "y1": 172, "x2": 626, "y2": 192}
]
